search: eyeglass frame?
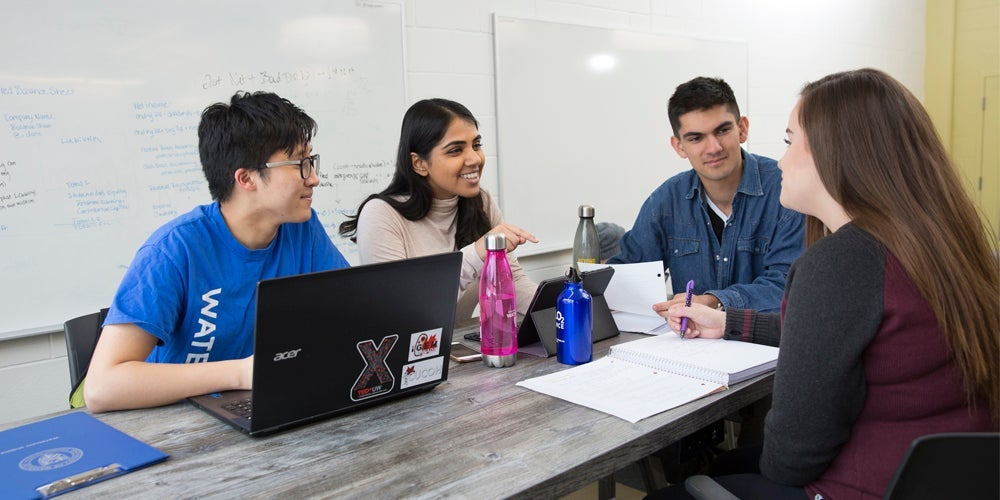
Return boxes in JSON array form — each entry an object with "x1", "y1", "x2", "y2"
[{"x1": 263, "y1": 154, "x2": 320, "y2": 179}]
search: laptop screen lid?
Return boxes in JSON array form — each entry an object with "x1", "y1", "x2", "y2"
[{"x1": 191, "y1": 252, "x2": 462, "y2": 436}]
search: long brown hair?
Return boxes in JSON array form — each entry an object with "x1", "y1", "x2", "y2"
[{"x1": 799, "y1": 68, "x2": 999, "y2": 419}]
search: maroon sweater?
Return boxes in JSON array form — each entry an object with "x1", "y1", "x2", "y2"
[{"x1": 728, "y1": 223, "x2": 993, "y2": 499}]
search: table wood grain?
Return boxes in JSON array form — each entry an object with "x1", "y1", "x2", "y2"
[{"x1": 4, "y1": 331, "x2": 772, "y2": 499}]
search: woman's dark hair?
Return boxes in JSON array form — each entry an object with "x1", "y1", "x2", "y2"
[{"x1": 339, "y1": 99, "x2": 491, "y2": 248}]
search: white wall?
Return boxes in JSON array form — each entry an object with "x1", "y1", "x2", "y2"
[
  {"x1": 0, "y1": 0, "x2": 926, "y2": 425},
  {"x1": 402, "y1": 0, "x2": 925, "y2": 192},
  {"x1": 0, "y1": 332, "x2": 70, "y2": 424}
]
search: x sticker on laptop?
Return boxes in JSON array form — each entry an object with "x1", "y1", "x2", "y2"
[{"x1": 351, "y1": 335, "x2": 398, "y2": 401}]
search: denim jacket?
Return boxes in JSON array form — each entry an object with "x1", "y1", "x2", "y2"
[{"x1": 608, "y1": 150, "x2": 804, "y2": 313}]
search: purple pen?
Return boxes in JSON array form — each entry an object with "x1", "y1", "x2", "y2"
[{"x1": 679, "y1": 280, "x2": 694, "y2": 338}]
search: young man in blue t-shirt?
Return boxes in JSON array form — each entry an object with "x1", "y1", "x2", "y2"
[{"x1": 85, "y1": 92, "x2": 350, "y2": 412}]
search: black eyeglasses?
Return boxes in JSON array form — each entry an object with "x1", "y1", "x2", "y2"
[{"x1": 264, "y1": 154, "x2": 320, "y2": 179}]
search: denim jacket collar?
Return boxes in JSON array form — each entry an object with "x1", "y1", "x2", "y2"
[{"x1": 683, "y1": 149, "x2": 764, "y2": 201}]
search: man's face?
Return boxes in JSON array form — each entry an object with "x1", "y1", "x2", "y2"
[
  {"x1": 254, "y1": 142, "x2": 318, "y2": 224},
  {"x1": 669, "y1": 105, "x2": 749, "y2": 184}
]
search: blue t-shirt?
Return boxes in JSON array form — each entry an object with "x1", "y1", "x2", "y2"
[{"x1": 105, "y1": 202, "x2": 349, "y2": 363}]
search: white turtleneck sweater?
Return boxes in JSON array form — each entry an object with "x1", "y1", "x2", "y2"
[{"x1": 355, "y1": 190, "x2": 537, "y2": 322}]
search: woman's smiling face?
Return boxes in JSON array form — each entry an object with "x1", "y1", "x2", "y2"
[{"x1": 412, "y1": 117, "x2": 484, "y2": 199}]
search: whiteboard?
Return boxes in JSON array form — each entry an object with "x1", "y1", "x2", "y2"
[
  {"x1": 493, "y1": 16, "x2": 748, "y2": 255},
  {"x1": 0, "y1": 1, "x2": 406, "y2": 338}
]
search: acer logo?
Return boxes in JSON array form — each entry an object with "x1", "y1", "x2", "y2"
[{"x1": 273, "y1": 349, "x2": 302, "y2": 361}]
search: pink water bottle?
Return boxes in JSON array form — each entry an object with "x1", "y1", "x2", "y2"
[{"x1": 479, "y1": 233, "x2": 517, "y2": 367}]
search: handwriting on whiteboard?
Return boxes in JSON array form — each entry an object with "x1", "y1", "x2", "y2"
[{"x1": 201, "y1": 67, "x2": 356, "y2": 90}]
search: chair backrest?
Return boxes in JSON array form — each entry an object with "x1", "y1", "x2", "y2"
[
  {"x1": 884, "y1": 432, "x2": 1000, "y2": 500},
  {"x1": 63, "y1": 309, "x2": 109, "y2": 394}
]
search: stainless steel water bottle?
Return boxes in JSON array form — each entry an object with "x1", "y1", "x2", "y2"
[{"x1": 572, "y1": 205, "x2": 599, "y2": 269}]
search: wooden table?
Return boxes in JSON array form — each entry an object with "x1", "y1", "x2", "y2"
[{"x1": 5, "y1": 332, "x2": 772, "y2": 499}]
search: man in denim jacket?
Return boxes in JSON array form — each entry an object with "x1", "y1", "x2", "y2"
[{"x1": 609, "y1": 77, "x2": 803, "y2": 314}]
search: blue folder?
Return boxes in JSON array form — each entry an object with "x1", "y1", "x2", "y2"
[{"x1": 0, "y1": 412, "x2": 168, "y2": 499}]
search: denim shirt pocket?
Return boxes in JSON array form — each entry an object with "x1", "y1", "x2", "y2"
[
  {"x1": 737, "y1": 236, "x2": 770, "y2": 255},
  {"x1": 668, "y1": 237, "x2": 700, "y2": 258}
]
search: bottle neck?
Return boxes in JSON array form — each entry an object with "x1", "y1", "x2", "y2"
[{"x1": 485, "y1": 248, "x2": 509, "y2": 263}]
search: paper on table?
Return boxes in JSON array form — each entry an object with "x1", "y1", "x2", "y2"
[
  {"x1": 579, "y1": 261, "x2": 667, "y2": 315},
  {"x1": 516, "y1": 356, "x2": 724, "y2": 423},
  {"x1": 610, "y1": 333, "x2": 779, "y2": 386},
  {"x1": 579, "y1": 261, "x2": 669, "y2": 334},
  {"x1": 609, "y1": 311, "x2": 672, "y2": 334}
]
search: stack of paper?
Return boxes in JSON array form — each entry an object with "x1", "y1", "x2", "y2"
[{"x1": 518, "y1": 333, "x2": 779, "y2": 422}]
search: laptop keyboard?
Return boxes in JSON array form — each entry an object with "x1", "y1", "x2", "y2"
[{"x1": 222, "y1": 398, "x2": 253, "y2": 420}]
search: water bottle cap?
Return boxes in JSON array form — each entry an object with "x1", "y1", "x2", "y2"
[
  {"x1": 484, "y1": 233, "x2": 507, "y2": 251},
  {"x1": 578, "y1": 205, "x2": 595, "y2": 218},
  {"x1": 565, "y1": 266, "x2": 582, "y2": 283}
]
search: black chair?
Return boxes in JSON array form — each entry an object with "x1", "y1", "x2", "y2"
[
  {"x1": 63, "y1": 308, "x2": 109, "y2": 406},
  {"x1": 682, "y1": 432, "x2": 1000, "y2": 500},
  {"x1": 883, "y1": 432, "x2": 999, "y2": 500}
]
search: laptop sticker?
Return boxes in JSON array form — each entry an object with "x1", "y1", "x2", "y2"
[
  {"x1": 351, "y1": 335, "x2": 399, "y2": 401},
  {"x1": 401, "y1": 357, "x2": 445, "y2": 389},
  {"x1": 407, "y1": 327, "x2": 442, "y2": 361}
]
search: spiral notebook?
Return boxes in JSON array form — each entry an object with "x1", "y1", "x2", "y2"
[{"x1": 517, "y1": 334, "x2": 778, "y2": 423}]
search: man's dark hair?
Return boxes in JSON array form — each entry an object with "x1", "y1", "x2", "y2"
[
  {"x1": 198, "y1": 91, "x2": 317, "y2": 201},
  {"x1": 667, "y1": 77, "x2": 741, "y2": 137}
]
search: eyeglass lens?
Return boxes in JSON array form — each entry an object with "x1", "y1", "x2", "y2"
[{"x1": 300, "y1": 155, "x2": 319, "y2": 179}]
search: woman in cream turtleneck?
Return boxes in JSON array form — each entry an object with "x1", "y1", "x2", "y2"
[{"x1": 339, "y1": 98, "x2": 538, "y2": 322}]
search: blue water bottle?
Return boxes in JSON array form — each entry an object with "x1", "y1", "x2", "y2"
[{"x1": 555, "y1": 266, "x2": 592, "y2": 365}]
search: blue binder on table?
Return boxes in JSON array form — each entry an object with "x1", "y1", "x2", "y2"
[{"x1": 0, "y1": 412, "x2": 168, "y2": 499}]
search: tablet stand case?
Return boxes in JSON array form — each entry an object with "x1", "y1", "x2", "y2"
[{"x1": 518, "y1": 266, "x2": 619, "y2": 357}]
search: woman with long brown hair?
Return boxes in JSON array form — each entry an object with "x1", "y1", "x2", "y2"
[{"x1": 651, "y1": 68, "x2": 998, "y2": 499}]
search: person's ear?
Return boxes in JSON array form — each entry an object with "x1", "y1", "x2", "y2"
[
  {"x1": 411, "y1": 153, "x2": 429, "y2": 177},
  {"x1": 738, "y1": 116, "x2": 749, "y2": 143},
  {"x1": 234, "y1": 168, "x2": 257, "y2": 191},
  {"x1": 670, "y1": 135, "x2": 688, "y2": 159}
]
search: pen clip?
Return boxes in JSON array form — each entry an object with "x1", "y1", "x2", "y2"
[{"x1": 36, "y1": 463, "x2": 123, "y2": 497}]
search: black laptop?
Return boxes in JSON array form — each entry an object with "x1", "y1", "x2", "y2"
[{"x1": 188, "y1": 252, "x2": 462, "y2": 437}]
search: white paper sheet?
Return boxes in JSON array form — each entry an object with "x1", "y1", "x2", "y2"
[
  {"x1": 579, "y1": 261, "x2": 669, "y2": 334},
  {"x1": 516, "y1": 357, "x2": 723, "y2": 423},
  {"x1": 609, "y1": 311, "x2": 672, "y2": 335}
]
